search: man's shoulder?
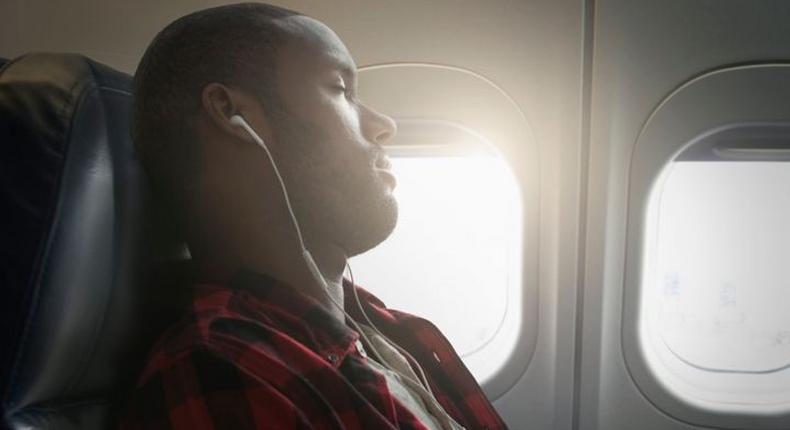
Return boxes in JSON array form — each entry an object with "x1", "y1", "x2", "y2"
[{"x1": 134, "y1": 284, "x2": 293, "y2": 385}]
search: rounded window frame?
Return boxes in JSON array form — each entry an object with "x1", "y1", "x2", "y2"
[{"x1": 622, "y1": 63, "x2": 790, "y2": 429}]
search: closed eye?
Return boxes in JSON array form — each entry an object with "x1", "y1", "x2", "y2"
[{"x1": 331, "y1": 83, "x2": 354, "y2": 100}]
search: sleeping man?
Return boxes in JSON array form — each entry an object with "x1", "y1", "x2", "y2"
[{"x1": 120, "y1": 3, "x2": 507, "y2": 429}]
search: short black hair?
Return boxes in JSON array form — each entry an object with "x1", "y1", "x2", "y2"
[{"x1": 133, "y1": 3, "x2": 299, "y2": 225}]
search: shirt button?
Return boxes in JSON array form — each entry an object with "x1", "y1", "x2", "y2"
[{"x1": 326, "y1": 353, "x2": 339, "y2": 363}]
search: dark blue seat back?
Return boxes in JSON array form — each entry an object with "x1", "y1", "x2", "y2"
[{"x1": 0, "y1": 53, "x2": 189, "y2": 430}]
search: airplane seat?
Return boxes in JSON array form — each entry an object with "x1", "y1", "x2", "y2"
[{"x1": 0, "y1": 53, "x2": 191, "y2": 430}]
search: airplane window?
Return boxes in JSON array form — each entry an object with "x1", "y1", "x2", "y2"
[
  {"x1": 350, "y1": 153, "x2": 521, "y2": 383},
  {"x1": 643, "y1": 160, "x2": 790, "y2": 406}
]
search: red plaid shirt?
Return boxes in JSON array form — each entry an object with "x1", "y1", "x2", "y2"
[{"x1": 119, "y1": 269, "x2": 507, "y2": 429}]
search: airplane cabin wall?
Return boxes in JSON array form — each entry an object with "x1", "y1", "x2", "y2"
[
  {"x1": 4, "y1": 0, "x2": 790, "y2": 429},
  {"x1": 581, "y1": 1, "x2": 790, "y2": 429}
]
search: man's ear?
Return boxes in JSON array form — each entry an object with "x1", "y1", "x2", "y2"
[{"x1": 201, "y1": 82, "x2": 272, "y2": 144}]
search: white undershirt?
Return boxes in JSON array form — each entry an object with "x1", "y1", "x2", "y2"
[{"x1": 357, "y1": 324, "x2": 466, "y2": 430}]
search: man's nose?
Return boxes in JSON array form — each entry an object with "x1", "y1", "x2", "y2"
[{"x1": 361, "y1": 104, "x2": 397, "y2": 145}]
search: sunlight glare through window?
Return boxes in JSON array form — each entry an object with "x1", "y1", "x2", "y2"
[{"x1": 350, "y1": 155, "x2": 521, "y2": 383}]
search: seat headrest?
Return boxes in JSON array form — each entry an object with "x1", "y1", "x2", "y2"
[{"x1": 0, "y1": 53, "x2": 189, "y2": 429}]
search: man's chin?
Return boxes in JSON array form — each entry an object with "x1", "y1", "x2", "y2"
[{"x1": 343, "y1": 198, "x2": 398, "y2": 257}]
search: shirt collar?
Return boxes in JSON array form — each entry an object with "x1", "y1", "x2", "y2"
[{"x1": 220, "y1": 268, "x2": 361, "y2": 367}]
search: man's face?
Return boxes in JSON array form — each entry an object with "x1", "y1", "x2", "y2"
[{"x1": 263, "y1": 16, "x2": 398, "y2": 257}]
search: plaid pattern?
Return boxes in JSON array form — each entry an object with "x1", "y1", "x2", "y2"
[{"x1": 118, "y1": 269, "x2": 507, "y2": 429}]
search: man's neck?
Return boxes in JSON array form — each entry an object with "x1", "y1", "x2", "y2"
[
  {"x1": 193, "y1": 240, "x2": 349, "y2": 322},
  {"x1": 306, "y1": 242, "x2": 348, "y2": 322}
]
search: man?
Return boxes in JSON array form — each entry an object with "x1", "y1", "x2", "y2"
[{"x1": 121, "y1": 3, "x2": 507, "y2": 429}]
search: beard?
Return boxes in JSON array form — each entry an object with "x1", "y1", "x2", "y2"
[{"x1": 268, "y1": 111, "x2": 398, "y2": 257}]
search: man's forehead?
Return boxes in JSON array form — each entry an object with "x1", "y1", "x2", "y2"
[{"x1": 272, "y1": 15, "x2": 356, "y2": 76}]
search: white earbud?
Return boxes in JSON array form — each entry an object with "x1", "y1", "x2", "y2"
[{"x1": 230, "y1": 115, "x2": 266, "y2": 149}]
